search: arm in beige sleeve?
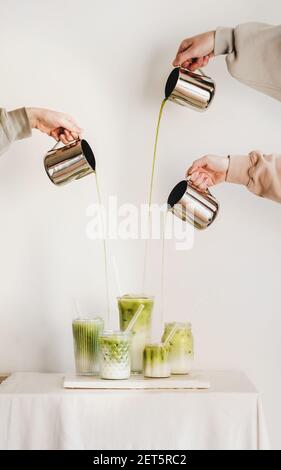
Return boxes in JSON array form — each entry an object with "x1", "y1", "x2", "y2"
[
  {"x1": 227, "y1": 152, "x2": 281, "y2": 203},
  {"x1": 214, "y1": 22, "x2": 281, "y2": 101},
  {"x1": 0, "y1": 107, "x2": 32, "y2": 156},
  {"x1": 214, "y1": 23, "x2": 281, "y2": 202}
]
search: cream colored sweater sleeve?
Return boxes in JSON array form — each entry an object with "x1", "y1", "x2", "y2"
[
  {"x1": 227, "y1": 151, "x2": 281, "y2": 203},
  {"x1": 214, "y1": 22, "x2": 281, "y2": 203},
  {"x1": 0, "y1": 107, "x2": 32, "y2": 156}
]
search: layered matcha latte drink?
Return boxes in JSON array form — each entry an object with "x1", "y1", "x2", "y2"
[
  {"x1": 72, "y1": 317, "x2": 104, "y2": 375},
  {"x1": 99, "y1": 331, "x2": 131, "y2": 380},
  {"x1": 118, "y1": 295, "x2": 154, "y2": 372},
  {"x1": 143, "y1": 343, "x2": 170, "y2": 378},
  {"x1": 162, "y1": 322, "x2": 194, "y2": 374}
]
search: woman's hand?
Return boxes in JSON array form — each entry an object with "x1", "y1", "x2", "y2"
[
  {"x1": 26, "y1": 107, "x2": 82, "y2": 144},
  {"x1": 173, "y1": 31, "x2": 215, "y2": 71},
  {"x1": 186, "y1": 155, "x2": 229, "y2": 192}
]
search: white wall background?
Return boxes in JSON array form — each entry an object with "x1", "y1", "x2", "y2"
[{"x1": 0, "y1": 0, "x2": 281, "y2": 448}]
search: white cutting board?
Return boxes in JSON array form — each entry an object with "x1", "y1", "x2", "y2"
[{"x1": 63, "y1": 372, "x2": 210, "y2": 389}]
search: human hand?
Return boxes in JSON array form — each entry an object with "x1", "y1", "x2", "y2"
[
  {"x1": 186, "y1": 155, "x2": 229, "y2": 192},
  {"x1": 26, "y1": 107, "x2": 82, "y2": 144},
  {"x1": 173, "y1": 31, "x2": 215, "y2": 71}
]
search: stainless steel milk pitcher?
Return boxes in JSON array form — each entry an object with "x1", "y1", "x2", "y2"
[
  {"x1": 44, "y1": 138, "x2": 96, "y2": 186},
  {"x1": 165, "y1": 67, "x2": 215, "y2": 111},
  {"x1": 167, "y1": 179, "x2": 219, "y2": 230}
]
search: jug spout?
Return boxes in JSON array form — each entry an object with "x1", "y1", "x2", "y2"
[
  {"x1": 165, "y1": 67, "x2": 215, "y2": 111},
  {"x1": 167, "y1": 179, "x2": 219, "y2": 230},
  {"x1": 44, "y1": 138, "x2": 96, "y2": 186}
]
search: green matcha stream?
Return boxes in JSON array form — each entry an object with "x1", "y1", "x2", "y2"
[
  {"x1": 142, "y1": 98, "x2": 167, "y2": 292},
  {"x1": 94, "y1": 173, "x2": 110, "y2": 326},
  {"x1": 160, "y1": 212, "x2": 168, "y2": 330}
]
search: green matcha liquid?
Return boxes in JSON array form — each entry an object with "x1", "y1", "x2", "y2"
[
  {"x1": 142, "y1": 98, "x2": 167, "y2": 292},
  {"x1": 160, "y1": 211, "x2": 168, "y2": 330},
  {"x1": 94, "y1": 173, "x2": 110, "y2": 326}
]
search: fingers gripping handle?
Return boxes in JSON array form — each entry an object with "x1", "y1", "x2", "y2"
[{"x1": 51, "y1": 136, "x2": 80, "y2": 151}]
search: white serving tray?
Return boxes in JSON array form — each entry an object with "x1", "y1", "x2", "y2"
[{"x1": 63, "y1": 372, "x2": 210, "y2": 390}]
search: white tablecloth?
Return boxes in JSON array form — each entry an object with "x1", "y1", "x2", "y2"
[{"x1": 0, "y1": 371, "x2": 270, "y2": 450}]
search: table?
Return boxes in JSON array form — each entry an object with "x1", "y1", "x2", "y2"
[{"x1": 0, "y1": 371, "x2": 270, "y2": 450}]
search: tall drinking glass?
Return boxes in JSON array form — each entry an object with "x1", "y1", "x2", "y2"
[
  {"x1": 118, "y1": 295, "x2": 154, "y2": 373},
  {"x1": 72, "y1": 317, "x2": 103, "y2": 375}
]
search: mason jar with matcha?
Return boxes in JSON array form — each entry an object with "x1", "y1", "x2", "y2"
[
  {"x1": 118, "y1": 294, "x2": 154, "y2": 373},
  {"x1": 161, "y1": 322, "x2": 194, "y2": 374},
  {"x1": 99, "y1": 330, "x2": 131, "y2": 380},
  {"x1": 143, "y1": 343, "x2": 170, "y2": 378},
  {"x1": 72, "y1": 317, "x2": 104, "y2": 375}
]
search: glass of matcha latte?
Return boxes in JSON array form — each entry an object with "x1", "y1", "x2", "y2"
[
  {"x1": 72, "y1": 317, "x2": 104, "y2": 375},
  {"x1": 161, "y1": 322, "x2": 194, "y2": 374},
  {"x1": 118, "y1": 295, "x2": 154, "y2": 373},
  {"x1": 99, "y1": 330, "x2": 131, "y2": 380},
  {"x1": 143, "y1": 343, "x2": 171, "y2": 378}
]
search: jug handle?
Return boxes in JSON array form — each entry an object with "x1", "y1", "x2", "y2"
[
  {"x1": 178, "y1": 65, "x2": 202, "y2": 77},
  {"x1": 178, "y1": 66, "x2": 206, "y2": 78},
  {"x1": 186, "y1": 176, "x2": 220, "y2": 209},
  {"x1": 49, "y1": 136, "x2": 80, "y2": 152},
  {"x1": 186, "y1": 175, "x2": 210, "y2": 194}
]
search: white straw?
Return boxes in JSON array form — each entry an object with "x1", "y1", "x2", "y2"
[
  {"x1": 73, "y1": 298, "x2": 82, "y2": 317},
  {"x1": 164, "y1": 323, "x2": 178, "y2": 345},
  {"x1": 125, "y1": 304, "x2": 144, "y2": 332},
  {"x1": 112, "y1": 256, "x2": 122, "y2": 297}
]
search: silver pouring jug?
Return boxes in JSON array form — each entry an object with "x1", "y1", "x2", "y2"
[
  {"x1": 44, "y1": 138, "x2": 95, "y2": 186},
  {"x1": 165, "y1": 67, "x2": 215, "y2": 111},
  {"x1": 167, "y1": 179, "x2": 219, "y2": 230}
]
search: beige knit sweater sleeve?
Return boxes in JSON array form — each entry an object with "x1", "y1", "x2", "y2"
[
  {"x1": 0, "y1": 107, "x2": 31, "y2": 156},
  {"x1": 215, "y1": 22, "x2": 281, "y2": 203}
]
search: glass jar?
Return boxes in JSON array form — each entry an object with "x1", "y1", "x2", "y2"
[
  {"x1": 99, "y1": 330, "x2": 131, "y2": 380},
  {"x1": 161, "y1": 322, "x2": 194, "y2": 374},
  {"x1": 118, "y1": 295, "x2": 154, "y2": 373},
  {"x1": 72, "y1": 317, "x2": 104, "y2": 375},
  {"x1": 143, "y1": 343, "x2": 171, "y2": 378}
]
